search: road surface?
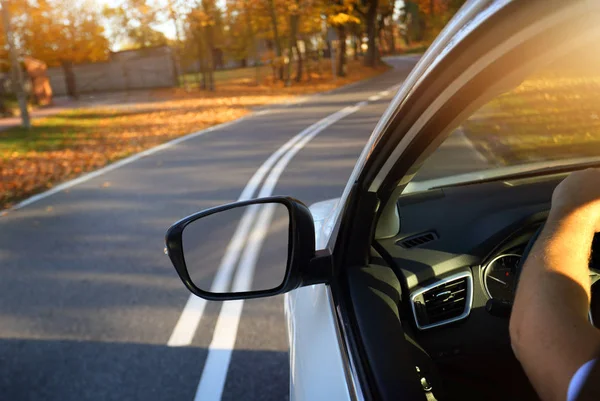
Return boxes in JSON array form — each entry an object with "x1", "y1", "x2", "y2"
[{"x1": 0, "y1": 55, "x2": 489, "y2": 401}]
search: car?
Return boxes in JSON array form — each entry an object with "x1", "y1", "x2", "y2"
[{"x1": 165, "y1": 1, "x2": 600, "y2": 400}]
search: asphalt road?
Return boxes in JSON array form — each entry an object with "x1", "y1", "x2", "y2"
[{"x1": 0, "y1": 55, "x2": 488, "y2": 401}]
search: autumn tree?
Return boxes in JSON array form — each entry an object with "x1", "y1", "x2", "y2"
[
  {"x1": 221, "y1": 0, "x2": 322, "y2": 84},
  {"x1": 286, "y1": 0, "x2": 322, "y2": 83},
  {"x1": 357, "y1": 0, "x2": 378, "y2": 67},
  {"x1": 285, "y1": 0, "x2": 299, "y2": 85},
  {"x1": 399, "y1": 1, "x2": 423, "y2": 43},
  {"x1": 328, "y1": 1, "x2": 360, "y2": 77},
  {"x1": 103, "y1": 1, "x2": 168, "y2": 49},
  {"x1": 187, "y1": 0, "x2": 224, "y2": 90},
  {"x1": 411, "y1": 0, "x2": 466, "y2": 42},
  {"x1": 377, "y1": 0, "x2": 396, "y2": 54},
  {"x1": 223, "y1": 0, "x2": 258, "y2": 67},
  {"x1": 266, "y1": 0, "x2": 287, "y2": 80},
  {"x1": 14, "y1": 0, "x2": 108, "y2": 98}
]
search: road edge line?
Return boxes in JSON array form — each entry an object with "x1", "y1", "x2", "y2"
[
  {"x1": 192, "y1": 100, "x2": 373, "y2": 401},
  {"x1": 4, "y1": 73, "x2": 396, "y2": 215},
  {"x1": 4, "y1": 116, "x2": 253, "y2": 214},
  {"x1": 167, "y1": 101, "x2": 376, "y2": 347}
]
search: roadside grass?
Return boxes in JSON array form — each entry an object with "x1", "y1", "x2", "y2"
[
  {"x1": 181, "y1": 64, "x2": 273, "y2": 86},
  {"x1": 0, "y1": 59, "x2": 389, "y2": 210},
  {"x1": 462, "y1": 51, "x2": 600, "y2": 166}
]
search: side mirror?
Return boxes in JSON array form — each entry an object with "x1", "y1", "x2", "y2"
[{"x1": 165, "y1": 196, "x2": 329, "y2": 301}]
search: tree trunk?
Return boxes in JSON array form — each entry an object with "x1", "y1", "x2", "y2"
[
  {"x1": 286, "y1": 12, "x2": 298, "y2": 86},
  {"x1": 316, "y1": 39, "x2": 323, "y2": 76},
  {"x1": 388, "y1": 23, "x2": 396, "y2": 54},
  {"x1": 202, "y1": 64, "x2": 207, "y2": 90},
  {"x1": 267, "y1": 0, "x2": 283, "y2": 80},
  {"x1": 287, "y1": 8, "x2": 300, "y2": 85},
  {"x1": 193, "y1": 61, "x2": 201, "y2": 88},
  {"x1": 285, "y1": 48, "x2": 292, "y2": 87},
  {"x1": 195, "y1": 30, "x2": 208, "y2": 90},
  {"x1": 364, "y1": 0, "x2": 378, "y2": 67},
  {"x1": 378, "y1": 14, "x2": 386, "y2": 55},
  {"x1": 243, "y1": 0, "x2": 260, "y2": 85},
  {"x1": 304, "y1": 39, "x2": 312, "y2": 81},
  {"x1": 61, "y1": 60, "x2": 78, "y2": 99},
  {"x1": 336, "y1": 26, "x2": 347, "y2": 77},
  {"x1": 203, "y1": 27, "x2": 215, "y2": 91},
  {"x1": 195, "y1": 34, "x2": 206, "y2": 90},
  {"x1": 294, "y1": 44, "x2": 302, "y2": 82}
]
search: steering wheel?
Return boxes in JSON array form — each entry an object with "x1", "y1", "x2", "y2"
[
  {"x1": 515, "y1": 224, "x2": 600, "y2": 324},
  {"x1": 513, "y1": 224, "x2": 544, "y2": 290}
]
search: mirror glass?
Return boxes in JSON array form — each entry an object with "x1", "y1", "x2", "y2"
[{"x1": 181, "y1": 202, "x2": 290, "y2": 294}]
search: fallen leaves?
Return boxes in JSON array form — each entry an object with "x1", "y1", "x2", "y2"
[
  {"x1": 463, "y1": 69, "x2": 600, "y2": 165},
  {"x1": 0, "y1": 60, "x2": 389, "y2": 210}
]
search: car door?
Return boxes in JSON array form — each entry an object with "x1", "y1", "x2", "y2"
[
  {"x1": 316, "y1": 1, "x2": 600, "y2": 400},
  {"x1": 165, "y1": 1, "x2": 600, "y2": 401}
]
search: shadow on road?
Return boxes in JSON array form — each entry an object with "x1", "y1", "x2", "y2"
[{"x1": 0, "y1": 339, "x2": 288, "y2": 401}]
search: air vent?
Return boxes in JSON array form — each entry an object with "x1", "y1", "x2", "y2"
[
  {"x1": 410, "y1": 272, "x2": 473, "y2": 330},
  {"x1": 397, "y1": 232, "x2": 438, "y2": 249}
]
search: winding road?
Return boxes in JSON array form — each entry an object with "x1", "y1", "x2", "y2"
[{"x1": 0, "y1": 55, "x2": 488, "y2": 401}]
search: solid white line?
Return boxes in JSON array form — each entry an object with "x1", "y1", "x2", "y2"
[
  {"x1": 4, "y1": 75, "x2": 374, "y2": 214},
  {"x1": 192, "y1": 99, "x2": 374, "y2": 401},
  {"x1": 168, "y1": 97, "x2": 378, "y2": 347},
  {"x1": 168, "y1": 118, "x2": 317, "y2": 346},
  {"x1": 194, "y1": 203, "x2": 277, "y2": 401},
  {"x1": 7, "y1": 116, "x2": 251, "y2": 212},
  {"x1": 455, "y1": 128, "x2": 489, "y2": 163},
  {"x1": 167, "y1": 204, "x2": 261, "y2": 346}
]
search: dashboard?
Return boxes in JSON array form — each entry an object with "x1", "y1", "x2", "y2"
[
  {"x1": 372, "y1": 172, "x2": 600, "y2": 400},
  {"x1": 375, "y1": 173, "x2": 582, "y2": 357},
  {"x1": 375, "y1": 172, "x2": 600, "y2": 359}
]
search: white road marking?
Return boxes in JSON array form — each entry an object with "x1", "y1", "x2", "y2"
[
  {"x1": 191, "y1": 95, "x2": 385, "y2": 401},
  {"x1": 368, "y1": 88, "x2": 396, "y2": 103},
  {"x1": 2, "y1": 74, "x2": 377, "y2": 215},
  {"x1": 194, "y1": 203, "x2": 277, "y2": 401},
  {"x1": 168, "y1": 97, "x2": 378, "y2": 347},
  {"x1": 167, "y1": 204, "x2": 261, "y2": 346},
  {"x1": 168, "y1": 113, "x2": 331, "y2": 346},
  {"x1": 454, "y1": 128, "x2": 489, "y2": 163},
  {"x1": 6, "y1": 117, "x2": 254, "y2": 212}
]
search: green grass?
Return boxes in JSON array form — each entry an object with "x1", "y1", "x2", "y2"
[
  {"x1": 0, "y1": 112, "x2": 96, "y2": 157},
  {"x1": 180, "y1": 64, "x2": 273, "y2": 87}
]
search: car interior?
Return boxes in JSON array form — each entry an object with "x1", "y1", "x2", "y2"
[
  {"x1": 339, "y1": 34, "x2": 600, "y2": 401},
  {"x1": 357, "y1": 174, "x2": 600, "y2": 401}
]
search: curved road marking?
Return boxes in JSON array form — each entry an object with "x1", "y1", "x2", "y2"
[
  {"x1": 192, "y1": 88, "x2": 394, "y2": 401},
  {"x1": 167, "y1": 102, "x2": 370, "y2": 347}
]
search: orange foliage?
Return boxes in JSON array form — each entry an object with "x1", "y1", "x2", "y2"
[
  {"x1": 0, "y1": 60, "x2": 389, "y2": 210},
  {"x1": 417, "y1": 0, "x2": 447, "y2": 17}
]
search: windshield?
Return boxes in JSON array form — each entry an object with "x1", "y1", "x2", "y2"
[{"x1": 413, "y1": 45, "x2": 600, "y2": 184}]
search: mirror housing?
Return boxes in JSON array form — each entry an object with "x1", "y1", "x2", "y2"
[{"x1": 165, "y1": 196, "x2": 330, "y2": 301}]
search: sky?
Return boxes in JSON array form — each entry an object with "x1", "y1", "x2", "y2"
[
  {"x1": 96, "y1": 0, "x2": 227, "y2": 48},
  {"x1": 96, "y1": 0, "x2": 402, "y2": 50},
  {"x1": 96, "y1": 0, "x2": 179, "y2": 49}
]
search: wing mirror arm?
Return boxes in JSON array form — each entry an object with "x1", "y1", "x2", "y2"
[{"x1": 301, "y1": 249, "x2": 333, "y2": 287}]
